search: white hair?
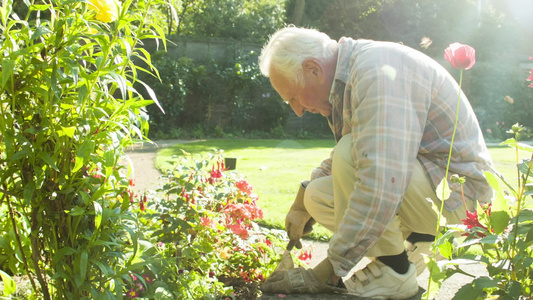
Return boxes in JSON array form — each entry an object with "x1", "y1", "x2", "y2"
[{"x1": 258, "y1": 26, "x2": 337, "y2": 86}]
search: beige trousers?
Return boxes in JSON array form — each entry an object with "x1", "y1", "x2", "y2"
[{"x1": 304, "y1": 134, "x2": 471, "y2": 257}]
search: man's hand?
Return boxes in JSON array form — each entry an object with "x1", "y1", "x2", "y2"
[
  {"x1": 285, "y1": 181, "x2": 315, "y2": 249},
  {"x1": 261, "y1": 258, "x2": 345, "y2": 294},
  {"x1": 261, "y1": 268, "x2": 346, "y2": 294}
]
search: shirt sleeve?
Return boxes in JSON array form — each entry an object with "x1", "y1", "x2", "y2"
[
  {"x1": 311, "y1": 151, "x2": 333, "y2": 180},
  {"x1": 328, "y1": 47, "x2": 432, "y2": 276}
]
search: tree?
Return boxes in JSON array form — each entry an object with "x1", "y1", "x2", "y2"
[{"x1": 168, "y1": 0, "x2": 285, "y2": 43}]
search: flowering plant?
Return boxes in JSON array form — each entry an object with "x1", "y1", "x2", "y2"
[
  {"x1": 0, "y1": 0, "x2": 168, "y2": 298},
  {"x1": 424, "y1": 46, "x2": 533, "y2": 299},
  {"x1": 137, "y1": 152, "x2": 294, "y2": 299},
  {"x1": 428, "y1": 124, "x2": 533, "y2": 299}
]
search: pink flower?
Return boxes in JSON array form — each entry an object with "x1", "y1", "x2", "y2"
[
  {"x1": 227, "y1": 224, "x2": 249, "y2": 239},
  {"x1": 236, "y1": 179, "x2": 253, "y2": 194},
  {"x1": 126, "y1": 288, "x2": 139, "y2": 298},
  {"x1": 444, "y1": 43, "x2": 476, "y2": 70},
  {"x1": 142, "y1": 274, "x2": 154, "y2": 284},
  {"x1": 201, "y1": 217, "x2": 214, "y2": 228}
]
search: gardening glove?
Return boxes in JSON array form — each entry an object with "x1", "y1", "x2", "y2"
[
  {"x1": 285, "y1": 180, "x2": 316, "y2": 250},
  {"x1": 261, "y1": 258, "x2": 346, "y2": 294}
]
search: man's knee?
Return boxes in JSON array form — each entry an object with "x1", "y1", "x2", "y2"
[{"x1": 303, "y1": 179, "x2": 320, "y2": 217}]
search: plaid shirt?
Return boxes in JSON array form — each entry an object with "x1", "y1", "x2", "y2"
[{"x1": 311, "y1": 38, "x2": 494, "y2": 276}]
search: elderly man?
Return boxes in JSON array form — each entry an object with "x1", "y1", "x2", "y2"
[{"x1": 259, "y1": 26, "x2": 493, "y2": 298}]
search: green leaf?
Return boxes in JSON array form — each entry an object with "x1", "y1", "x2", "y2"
[
  {"x1": 30, "y1": 25, "x2": 52, "y2": 41},
  {"x1": 128, "y1": 99, "x2": 153, "y2": 109},
  {"x1": 66, "y1": 206, "x2": 86, "y2": 216},
  {"x1": 472, "y1": 276, "x2": 499, "y2": 289},
  {"x1": 114, "y1": 276, "x2": 123, "y2": 300},
  {"x1": 78, "y1": 84, "x2": 88, "y2": 104},
  {"x1": 484, "y1": 172, "x2": 511, "y2": 234},
  {"x1": 29, "y1": 4, "x2": 51, "y2": 11},
  {"x1": 80, "y1": 250, "x2": 88, "y2": 284},
  {"x1": 525, "y1": 183, "x2": 533, "y2": 196},
  {"x1": 123, "y1": 226, "x2": 138, "y2": 262},
  {"x1": 106, "y1": 71, "x2": 127, "y2": 99},
  {"x1": 138, "y1": 79, "x2": 164, "y2": 113},
  {"x1": 57, "y1": 126, "x2": 76, "y2": 138},
  {"x1": 23, "y1": 181, "x2": 35, "y2": 205},
  {"x1": 518, "y1": 159, "x2": 533, "y2": 178},
  {"x1": 38, "y1": 152, "x2": 59, "y2": 171},
  {"x1": 452, "y1": 284, "x2": 482, "y2": 300},
  {"x1": 0, "y1": 270, "x2": 16, "y2": 296},
  {"x1": 53, "y1": 247, "x2": 77, "y2": 264},
  {"x1": 94, "y1": 202, "x2": 103, "y2": 230},
  {"x1": 73, "y1": 140, "x2": 95, "y2": 172},
  {"x1": 1, "y1": 59, "x2": 15, "y2": 88},
  {"x1": 154, "y1": 287, "x2": 174, "y2": 300},
  {"x1": 479, "y1": 234, "x2": 499, "y2": 244},
  {"x1": 490, "y1": 211, "x2": 510, "y2": 235},
  {"x1": 436, "y1": 177, "x2": 451, "y2": 201},
  {"x1": 437, "y1": 241, "x2": 453, "y2": 260},
  {"x1": 92, "y1": 260, "x2": 114, "y2": 277}
]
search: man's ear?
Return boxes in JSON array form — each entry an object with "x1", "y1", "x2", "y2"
[{"x1": 302, "y1": 59, "x2": 324, "y2": 83}]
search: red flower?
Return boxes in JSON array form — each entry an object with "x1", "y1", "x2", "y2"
[
  {"x1": 139, "y1": 194, "x2": 147, "y2": 212},
  {"x1": 298, "y1": 250, "x2": 312, "y2": 262},
  {"x1": 236, "y1": 179, "x2": 253, "y2": 194},
  {"x1": 444, "y1": 43, "x2": 476, "y2": 70},
  {"x1": 210, "y1": 164, "x2": 223, "y2": 179},
  {"x1": 461, "y1": 210, "x2": 488, "y2": 238}
]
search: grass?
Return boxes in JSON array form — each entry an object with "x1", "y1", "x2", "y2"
[{"x1": 155, "y1": 139, "x2": 531, "y2": 241}]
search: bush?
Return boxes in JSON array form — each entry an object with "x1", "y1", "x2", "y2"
[
  {"x1": 141, "y1": 50, "x2": 290, "y2": 139},
  {"x1": 136, "y1": 152, "x2": 301, "y2": 299}
]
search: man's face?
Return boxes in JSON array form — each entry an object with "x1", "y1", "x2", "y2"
[{"x1": 269, "y1": 61, "x2": 332, "y2": 117}]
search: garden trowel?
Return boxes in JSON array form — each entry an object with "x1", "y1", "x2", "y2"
[{"x1": 272, "y1": 240, "x2": 297, "y2": 273}]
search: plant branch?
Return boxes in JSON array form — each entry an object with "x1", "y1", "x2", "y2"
[
  {"x1": 30, "y1": 208, "x2": 51, "y2": 300},
  {"x1": 4, "y1": 194, "x2": 39, "y2": 296}
]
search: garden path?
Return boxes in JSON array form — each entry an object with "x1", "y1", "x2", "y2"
[{"x1": 126, "y1": 140, "x2": 487, "y2": 300}]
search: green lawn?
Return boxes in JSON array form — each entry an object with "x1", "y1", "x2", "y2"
[{"x1": 155, "y1": 139, "x2": 530, "y2": 241}]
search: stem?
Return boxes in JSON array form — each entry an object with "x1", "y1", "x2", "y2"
[
  {"x1": 510, "y1": 151, "x2": 533, "y2": 259},
  {"x1": 427, "y1": 70, "x2": 463, "y2": 299},
  {"x1": 30, "y1": 208, "x2": 52, "y2": 300},
  {"x1": 4, "y1": 195, "x2": 40, "y2": 295}
]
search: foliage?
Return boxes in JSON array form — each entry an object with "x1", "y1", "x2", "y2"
[
  {"x1": 137, "y1": 152, "x2": 301, "y2": 299},
  {"x1": 169, "y1": 0, "x2": 286, "y2": 44},
  {"x1": 0, "y1": 0, "x2": 168, "y2": 298},
  {"x1": 427, "y1": 125, "x2": 533, "y2": 299},
  {"x1": 140, "y1": 50, "x2": 294, "y2": 139},
  {"x1": 425, "y1": 58, "x2": 533, "y2": 298},
  {"x1": 0, "y1": 0, "x2": 314, "y2": 299}
]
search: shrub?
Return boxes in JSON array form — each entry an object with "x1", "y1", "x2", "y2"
[
  {"x1": 137, "y1": 152, "x2": 295, "y2": 299},
  {"x1": 0, "y1": 0, "x2": 167, "y2": 298},
  {"x1": 140, "y1": 50, "x2": 290, "y2": 139}
]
